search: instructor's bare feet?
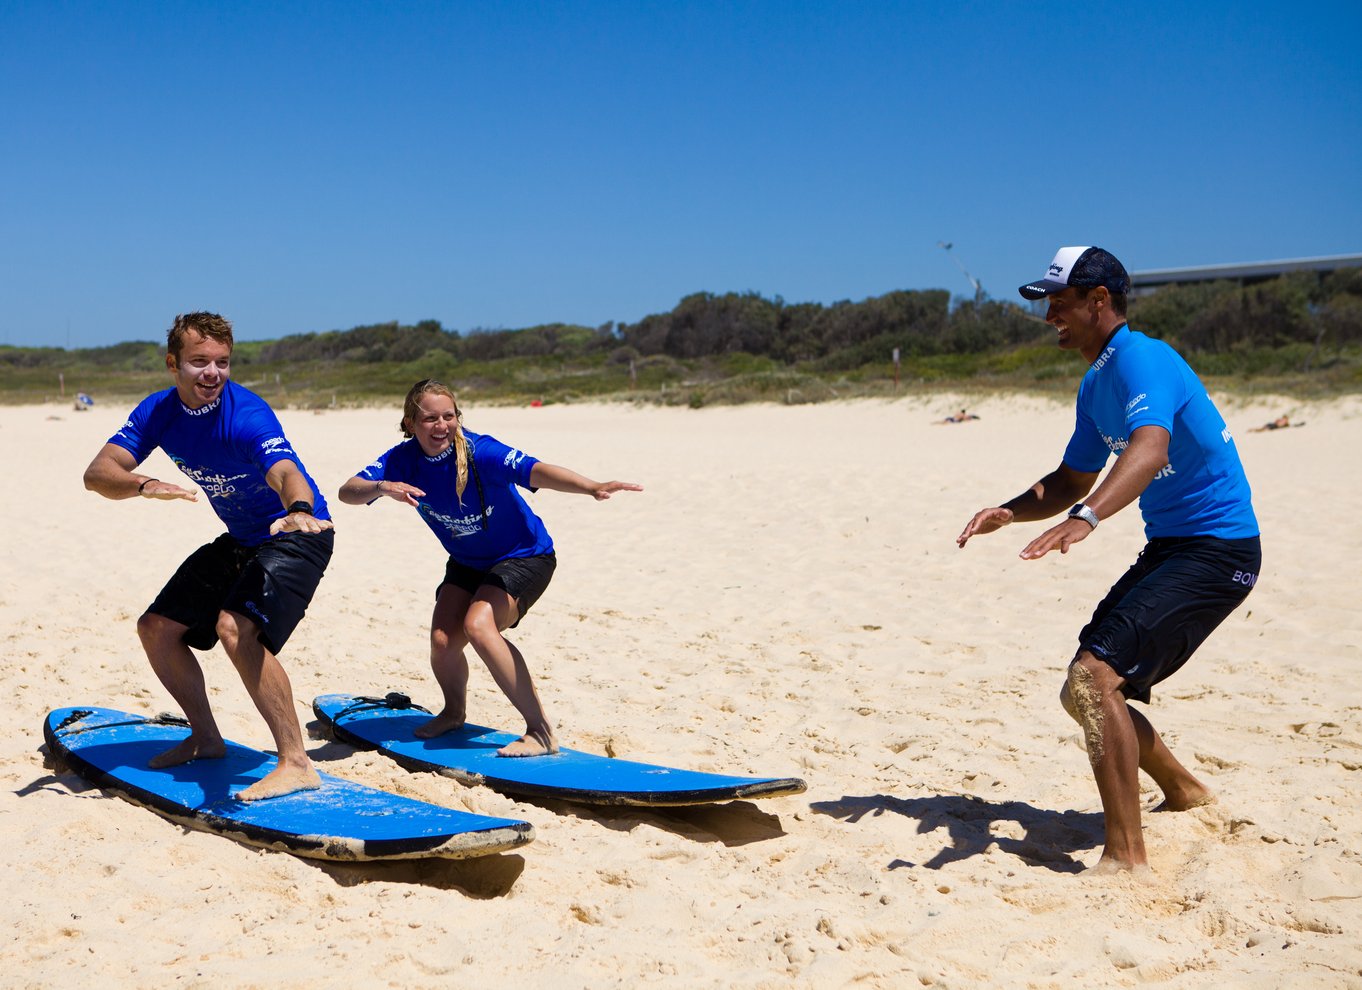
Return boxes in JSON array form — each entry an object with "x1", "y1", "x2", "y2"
[
  {"x1": 497, "y1": 727, "x2": 558, "y2": 758},
  {"x1": 238, "y1": 762, "x2": 321, "y2": 801},
  {"x1": 148, "y1": 735, "x2": 226, "y2": 769},
  {"x1": 414, "y1": 710, "x2": 466, "y2": 739},
  {"x1": 1085, "y1": 857, "x2": 1155, "y2": 881},
  {"x1": 1152, "y1": 783, "x2": 1215, "y2": 812}
]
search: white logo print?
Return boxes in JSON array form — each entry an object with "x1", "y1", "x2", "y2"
[
  {"x1": 420, "y1": 503, "x2": 494, "y2": 537},
  {"x1": 503, "y1": 448, "x2": 527, "y2": 470},
  {"x1": 171, "y1": 458, "x2": 251, "y2": 498},
  {"x1": 260, "y1": 436, "x2": 291, "y2": 454}
]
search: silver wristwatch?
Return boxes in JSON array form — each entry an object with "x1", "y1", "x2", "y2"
[{"x1": 1068, "y1": 503, "x2": 1100, "y2": 529}]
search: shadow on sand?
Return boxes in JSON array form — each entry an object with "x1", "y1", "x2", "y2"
[{"x1": 811, "y1": 792, "x2": 1103, "y2": 874}]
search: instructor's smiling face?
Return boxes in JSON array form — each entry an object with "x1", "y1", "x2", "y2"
[
  {"x1": 167, "y1": 330, "x2": 231, "y2": 409},
  {"x1": 410, "y1": 393, "x2": 458, "y2": 457},
  {"x1": 1045, "y1": 287, "x2": 1105, "y2": 354}
]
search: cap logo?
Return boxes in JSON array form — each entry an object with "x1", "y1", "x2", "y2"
[{"x1": 1048, "y1": 263, "x2": 1065, "y2": 277}]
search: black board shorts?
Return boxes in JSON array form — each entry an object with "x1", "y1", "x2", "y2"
[
  {"x1": 147, "y1": 530, "x2": 334, "y2": 656},
  {"x1": 438, "y1": 553, "x2": 556, "y2": 627},
  {"x1": 1079, "y1": 535, "x2": 1261, "y2": 703}
]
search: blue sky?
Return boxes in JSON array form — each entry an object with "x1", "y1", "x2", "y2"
[{"x1": 3, "y1": 0, "x2": 1359, "y2": 350}]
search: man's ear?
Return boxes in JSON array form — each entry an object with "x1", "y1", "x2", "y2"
[{"x1": 165, "y1": 352, "x2": 177, "y2": 373}]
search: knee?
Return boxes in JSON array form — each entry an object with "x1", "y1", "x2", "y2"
[
  {"x1": 215, "y1": 610, "x2": 248, "y2": 651},
  {"x1": 462, "y1": 602, "x2": 499, "y2": 644},
  {"x1": 431, "y1": 624, "x2": 465, "y2": 656},
  {"x1": 1059, "y1": 681, "x2": 1080, "y2": 723},
  {"x1": 136, "y1": 612, "x2": 176, "y2": 649},
  {"x1": 1066, "y1": 655, "x2": 1118, "y2": 722}
]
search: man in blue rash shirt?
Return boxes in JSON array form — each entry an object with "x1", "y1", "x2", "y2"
[
  {"x1": 83, "y1": 312, "x2": 334, "y2": 801},
  {"x1": 957, "y1": 247, "x2": 1261, "y2": 874}
]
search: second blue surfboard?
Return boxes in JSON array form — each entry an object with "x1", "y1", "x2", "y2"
[{"x1": 313, "y1": 693, "x2": 807, "y2": 807}]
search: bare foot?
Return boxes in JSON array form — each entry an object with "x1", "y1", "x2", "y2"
[
  {"x1": 1085, "y1": 857, "x2": 1155, "y2": 881},
  {"x1": 1152, "y1": 784, "x2": 1215, "y2": 812},
  {"x1": 147, "y1": 735, "x2": 226, "y2": 769},
  {"x1": 237, "y1": 762, "x2": 321, "y2": 801},
  {"x1": 413, "y1": 711, "x2": 466, "y2": 739},
  {"x1": 497, "y1": 728, "x2": 558, "y2": 758}
]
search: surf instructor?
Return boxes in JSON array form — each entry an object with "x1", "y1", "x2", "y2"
[
  {"x1": 83, "y1": 312, "x2": 334, "y2": 801},
  {"x1": 956, "y1": 247, "x2": 1261, "y2": 873}
]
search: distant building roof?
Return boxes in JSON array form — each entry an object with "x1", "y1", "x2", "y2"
[{"x1": 1131, "y1": 253, "x2": 1362, "y2": 291}]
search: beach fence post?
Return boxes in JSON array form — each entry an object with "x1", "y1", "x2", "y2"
[
  {"x1": 59, "y1": 372, "x2": 65, "y2": 397},
  {"x1": 892, "y1": 348, "x2": 900, "y2": 392}
]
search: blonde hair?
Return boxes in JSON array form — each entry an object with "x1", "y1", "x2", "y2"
[{"x1": 400, "y1": 379, "x2": 470, "y2": 502}]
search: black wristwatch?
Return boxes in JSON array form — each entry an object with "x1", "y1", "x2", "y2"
[{"x1": 286, "y1": 500, "x2": 314, "y2": 516}]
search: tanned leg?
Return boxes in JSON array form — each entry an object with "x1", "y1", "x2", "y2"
[
  {"x1": 137, "y1": 612, "x2": 227, "y2": 768},
  {"x1": 462, "y1": 588, "x2": 557, "y2": 757},
  {"x1": 216, "y1": 610, "x2": 320, "y2": 801},
  {"x1": 1065, "y1": 653, "x2": 1150, "y2": 874},
  {"x1": 1127, "y1": 706, "x2": 1214, "y2": 811},
  {"x1": 414, "y1": 585, "x2": 474, "y2": 739}
]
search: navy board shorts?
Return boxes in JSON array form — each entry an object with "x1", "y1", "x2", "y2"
[
  {"x1": 147, "y1": 530, "x2": 334, "y2": 656},
  {"x1": 438, "y1": 553, "x2": 556, "y2": 627},
  {"x1": 1079, "y1": 535, "x2": 1261, "y2": 703}
]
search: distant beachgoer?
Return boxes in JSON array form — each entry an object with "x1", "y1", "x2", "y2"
[
  {"x1": 73, "y1": 392, "x2": 93, "y2": 411},
  {"x1": 936, "y1": 409, "x2": 980, "y2": 424},
  {"x1": 82, "y1": 312, "x2": 334, "y2": 801},
  {"x1": 957, "y1": 246, "x2": 1260, "y2": 875},
  {"x1": 337, "y1": 379, "x2": 642, "y2": 757},
  {"x1": 1249, "y1": 415, "x2": 1303, "y2": 432}
]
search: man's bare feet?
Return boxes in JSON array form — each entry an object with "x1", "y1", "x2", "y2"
[
  {"x1": 497, "y1": 727, "x2": 558, "y2": 758},
  {"x1": 414, "y1": 711, "x2": 466, "y2": 739},
  {"x1": 1152, "y1": 784, "x2": 1215, "y2": 812},
  {"x1": 1085, "y1": 857, "x2": 1155, "y2": 881},
  {"x1": 147, "y1": 734, "x2": 226, "y2": 769},
  {"x1": 237, "y1": 762, "x2": 321, "y2": 801}
]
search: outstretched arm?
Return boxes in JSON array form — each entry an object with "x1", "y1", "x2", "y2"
[
  {"x1": 266, "y1": 460, "x2": 334, "y2": 534},
  {"x1": 957, "y1": 462, "x2": 1099, "y2": 548},
  {"x1": 1018, "y1": 425, "x2": 1169, "y2": 560},
  {"x1": 529, "y1": 462, "x2": 643, "y2": 501},
  {"x1": 338, "y1": 474, "x2": 425, "y2": 508},
  {"x1": 83, "y1": 443, "x2": 198, "y2": 501}
]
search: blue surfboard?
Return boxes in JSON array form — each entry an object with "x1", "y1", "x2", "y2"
[
  {"x1": 44, "y1": 706, "x2": 534, "y2": 861},
  {"x1": 313, "y1": 693, "x2": 808, "y2": 807}
]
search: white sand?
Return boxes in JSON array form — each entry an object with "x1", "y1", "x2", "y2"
[{"x1": 2, "y1": 392, "x2": 1359, "y2": 988}]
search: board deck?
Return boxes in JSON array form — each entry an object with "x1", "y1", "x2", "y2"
[
  {"x1": 45, "y1": 706, "x2": 534, "y2": 861},
  {"x1": 313, "y1": 692, "x2": 808, "y2": 807}
]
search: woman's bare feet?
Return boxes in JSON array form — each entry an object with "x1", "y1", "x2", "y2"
[
  {"x1": 414, "y1": 710, "x2": 467, "y2": 738},
  {"x1": 497, "y1": 727, "x2": 558, "y2": 758},
  {"x1": 147, "y1": 734, "x2": 226, "y2": 769},
  {"x1": 238, "y1": 761, "x2": 321, "y2": 801}
]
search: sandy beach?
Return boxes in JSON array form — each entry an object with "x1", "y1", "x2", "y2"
[{"x1": 2, "y1": 391, "x2": 1359, "y2": 988}]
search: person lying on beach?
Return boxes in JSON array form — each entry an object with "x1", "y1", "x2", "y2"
[
  {"x1": 936, "y1": 409, "x2": 981, "y2": 424},
  {"x1": 1248, "y1": 415, "x2": 1304, "y2": 432},
  {"x1": 338, "y1": 379, "x2": 642, "y2": 757},
  {"x1": 82, "y1": 312, "x2": 334, "y2": 801}
]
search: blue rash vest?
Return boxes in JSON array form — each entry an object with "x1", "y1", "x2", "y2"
[
  {"x1": 356, "y1": 430, "x2": 553, "y2": 571},
  {"x1": 109, "y1": 380, "x2": 330, "y2": 546},
  {"x1": 1063, "y1": 325, "x2": 1258, "y2": 540}
]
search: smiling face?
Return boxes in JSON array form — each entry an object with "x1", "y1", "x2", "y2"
[
  {"x1": 167, "y1": 330, "x2": 231, "y2": 408},
  {"x1": 1044, "y1": 286, "x2": 1114, "y2": 360},
  {"x1": 407, "y1": 391, "x2": 459, "y2": 457}
]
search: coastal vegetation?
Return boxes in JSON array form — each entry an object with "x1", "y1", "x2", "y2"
[{"x1": 3, "y1": 267, "x2": 1360, "y2": 407}]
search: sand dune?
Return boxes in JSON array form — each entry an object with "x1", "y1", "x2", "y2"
[{"x1": 2, "y1": 392, "x2": 1359, "y2": 988}]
